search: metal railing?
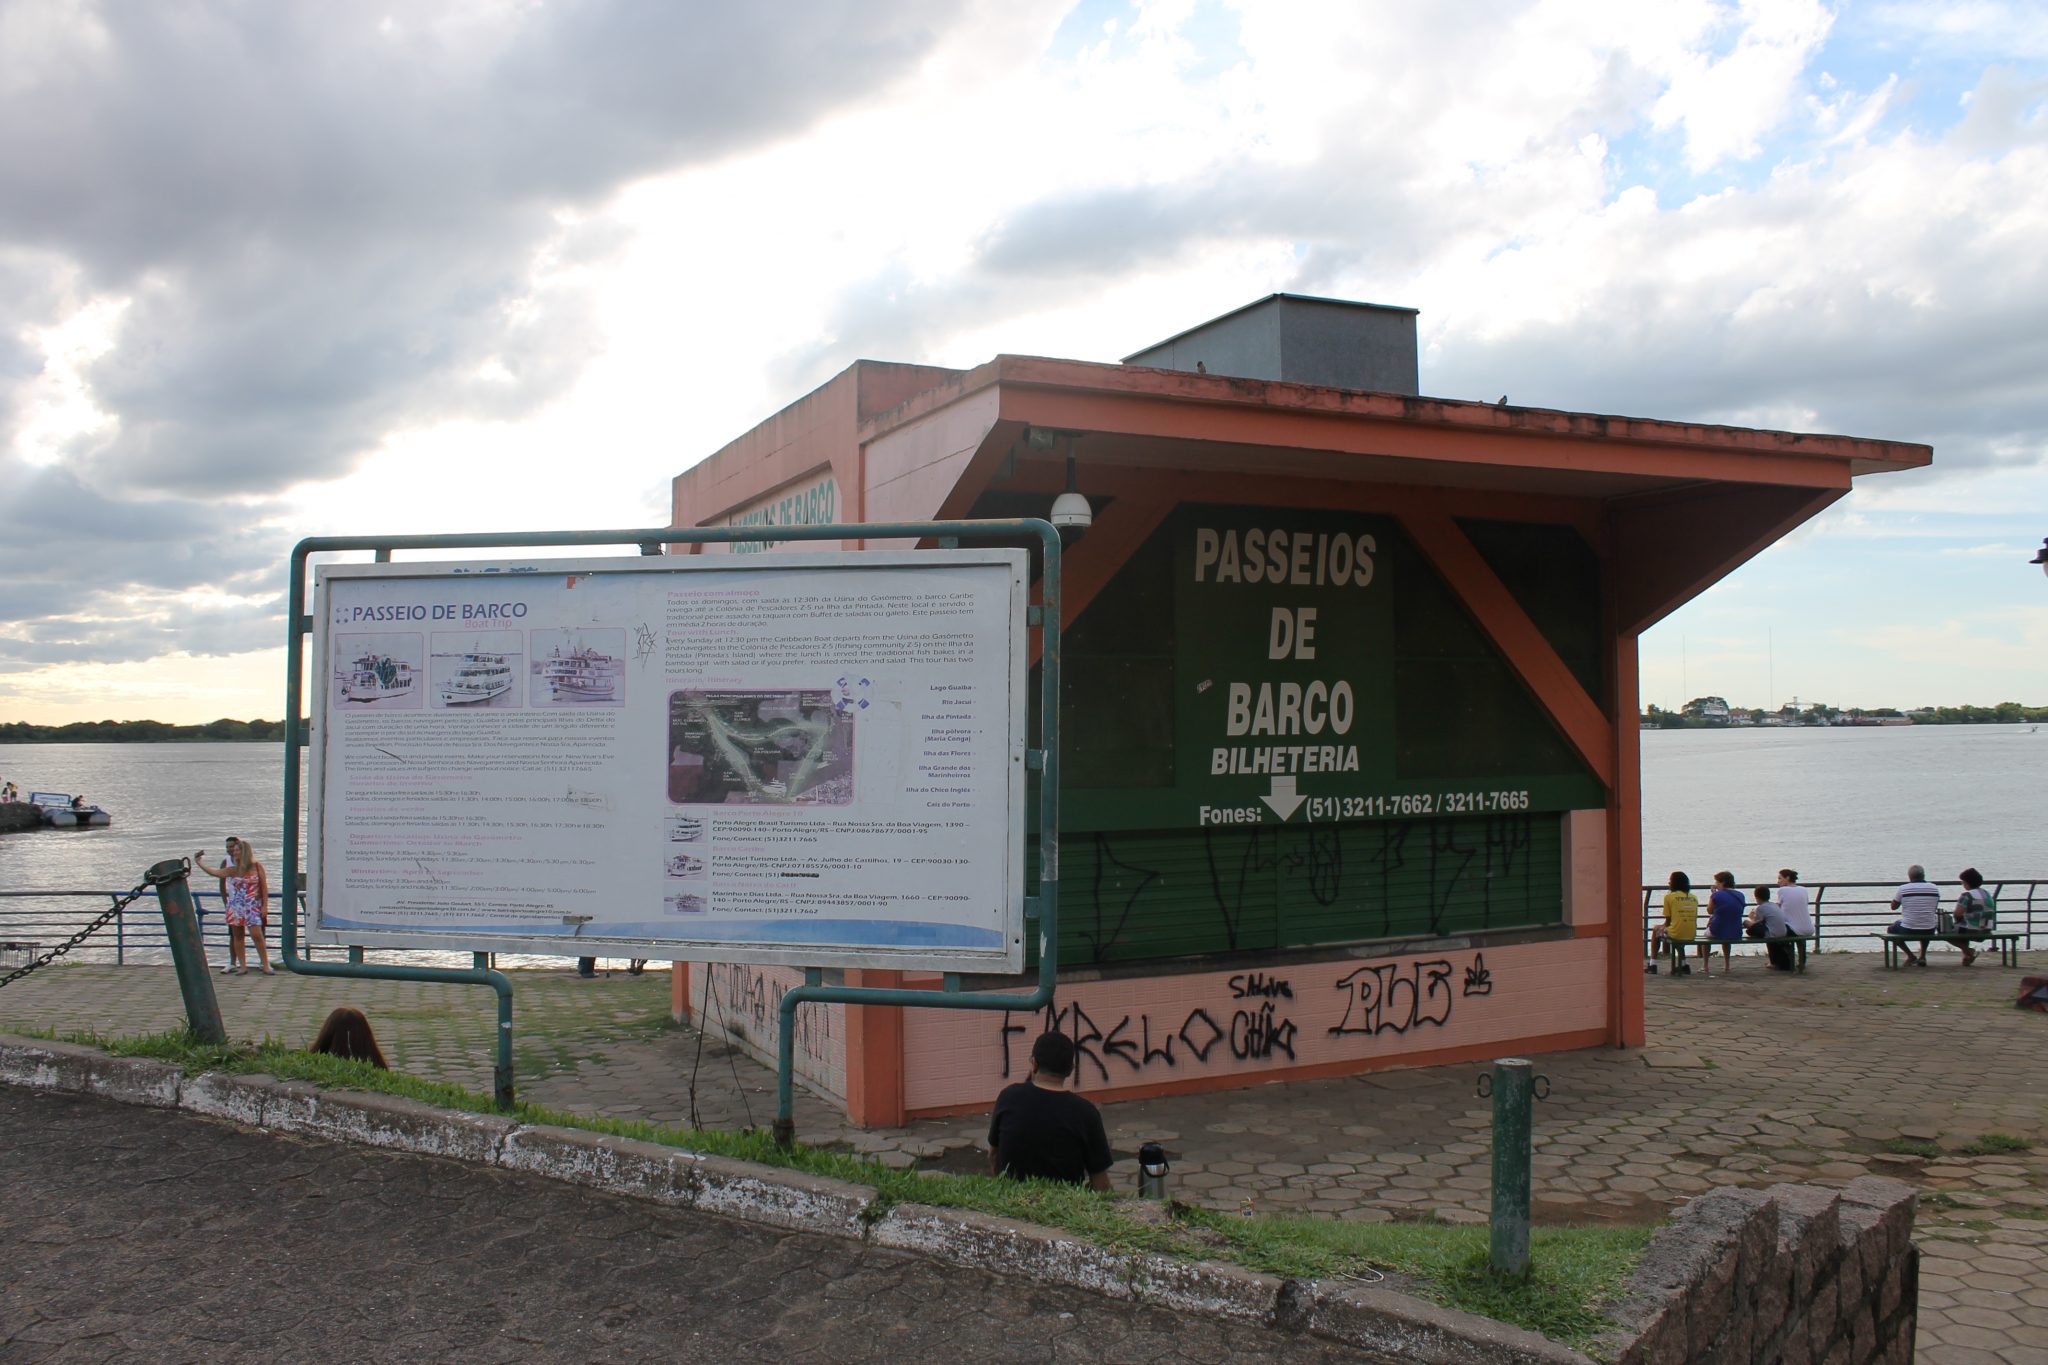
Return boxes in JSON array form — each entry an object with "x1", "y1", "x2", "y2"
[
  {"x1": 13, "y1": 875, "x2": 2036, "y2": 968},
  {"x1": 1639, "y1": 878, "x2": 2042, "y2": 955},
  {"x1": 0, "y1": 889, "x2": 356, "y2": 967}
]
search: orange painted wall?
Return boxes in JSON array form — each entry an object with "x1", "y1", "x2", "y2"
[{"x1": 899, "y1": 935, "x2": 1607, "y2": 1114}]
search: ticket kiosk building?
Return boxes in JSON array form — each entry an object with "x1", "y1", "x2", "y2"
[{"x1": 669, "y1": 295, "x2": 1929, "y2": 1126}]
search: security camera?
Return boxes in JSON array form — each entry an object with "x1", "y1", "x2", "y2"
[
  {"x1": 1050, "y1": 489, "x2": 1092, "y2": 536},
  {"x1": 1050, "y1": 451, "x2": 1090, "y2": 541}
]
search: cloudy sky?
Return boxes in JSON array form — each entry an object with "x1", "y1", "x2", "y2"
[{"x1": 1, "y1": 0, "x2": 2043, "y2": 725}]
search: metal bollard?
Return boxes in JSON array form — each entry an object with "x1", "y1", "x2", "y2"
[
  {"x1": 1479, "y1": 1056, "x2": 1545, "y2": 1280},
  {"x1": 147, "y1": 859, "x2": 227, "y2": 1045},
  {"x1": 1138, "y1": 1142, "x2": 1170, "y2": 1200}
]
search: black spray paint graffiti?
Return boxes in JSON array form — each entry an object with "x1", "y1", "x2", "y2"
[
  {"x1": 1329, "y1": 959, "x2": 1457, "y2": 1036},
  {"x1": 997, "y1": 950, "x2": 1504, "y2": 1085},
  {"x1": 703, "y1": 963, "x2": 832, "y2": 1061},
  {"x1": 1076, "y1": 814, "x2": 1541, "y2": 962},
  {"x1": 1326, "y1": 951, "x2": 1500, "y2": 1036},
  {"x1": 999, "y1": 987, "x2": 1291, "y2": 1087}
]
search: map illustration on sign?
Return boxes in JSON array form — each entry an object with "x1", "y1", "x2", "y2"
[{"x1": 666, "y1": 688, "x2": 855, "y2": 805}]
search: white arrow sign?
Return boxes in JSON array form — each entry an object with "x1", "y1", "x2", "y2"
[{"x1": 1260, "y1": 774, "x2": 1307, "y2": 821}]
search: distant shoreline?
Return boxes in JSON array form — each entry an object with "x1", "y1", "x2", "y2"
[
  {"x1": 1, "y1": 721, "x2": 295, "y2": 744},
  {"x1": 1645, "y1": 702, "x2": 2044, "y2": 728},
  {"x1": 1643, "y1": 715, "x2": 2044, "y2": 731}
]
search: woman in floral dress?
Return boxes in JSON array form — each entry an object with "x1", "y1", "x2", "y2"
[{"x1": 196, "y1": 836, "x2": 272, "y2": 974}]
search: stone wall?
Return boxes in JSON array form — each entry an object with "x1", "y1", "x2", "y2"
[{"x1": 1602, "y1": 1177, "x2": 1918, "y2": 1364}]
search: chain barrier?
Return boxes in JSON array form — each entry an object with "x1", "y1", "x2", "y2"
[{"x1": 0, "y1": 861, "x2": 184, "y2": 991}]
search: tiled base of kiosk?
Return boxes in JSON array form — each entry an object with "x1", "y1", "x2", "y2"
[{"x1": 684, "y1": 936, "x2": 1611, "y2": 1125}]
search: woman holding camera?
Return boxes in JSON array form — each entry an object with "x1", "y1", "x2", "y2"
[{"x1": 195, "y1": 836, "x2": 272, "y2": 974}]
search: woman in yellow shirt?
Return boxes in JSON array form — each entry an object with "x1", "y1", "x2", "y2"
[{"x1": 1656, "y1": 871, "x2": 1699, "y2": 975}]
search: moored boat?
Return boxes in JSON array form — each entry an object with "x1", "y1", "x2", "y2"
[{"x1": 28, "y1": 791, "x2": 111, "y2": 828}]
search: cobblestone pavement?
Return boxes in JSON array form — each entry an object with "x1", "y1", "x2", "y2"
[
  {"x1": 5, "y1": 951, "x2": 2046, "y2": 1360},
  {"x1": 1, "y1": 1088, "x2": 1376, "y2": 1364}
]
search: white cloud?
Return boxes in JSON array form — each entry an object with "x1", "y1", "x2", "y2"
[
  {"x1": 5, "y1": 0, "x2": 2048, "y2": 722},
  {"x1": 1651, "y1": 0, "x2": 1835, "y2": 170}
]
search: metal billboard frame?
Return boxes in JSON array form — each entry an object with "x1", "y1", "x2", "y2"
[
  {"x1": 281, "y1": 519, "x2": 1061, "y2": 1129},
  {"x1": 305, "y1": 548, "x2": 1031, "y2": 972}
]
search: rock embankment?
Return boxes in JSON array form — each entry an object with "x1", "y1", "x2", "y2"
[{"x1": 0, "y1": 804, "x2": 41, "y2": 835}]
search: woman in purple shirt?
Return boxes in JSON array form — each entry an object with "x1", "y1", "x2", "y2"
[{"x1": 1704, "y1": 871, "x2": 1746, "y2": 973}]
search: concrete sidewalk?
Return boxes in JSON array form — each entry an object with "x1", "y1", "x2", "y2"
[{"x1": 4, "y1": 950, "x2": 2045, "y2": 1362}]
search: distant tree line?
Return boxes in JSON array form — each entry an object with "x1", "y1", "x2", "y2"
[
  {"x1": 1644, "y1": 700, "x2": 2046, "y2": 729},
  {"x1": 0, "y1": 718, "x2": 303, "y2": 743},
  {"x1": 1912, "y1": 703, "x2": 2047, "y2": 725}
]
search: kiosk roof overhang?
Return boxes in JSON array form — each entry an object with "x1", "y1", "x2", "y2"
[{"x1": 862, "y1": 354, "x2": 1931, "y2": 512}]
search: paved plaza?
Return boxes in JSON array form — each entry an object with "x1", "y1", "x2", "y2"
[
  {"x1": 4, "y1": 949, "x2": 2045, "y2": 1362},
  {"x1": 3, "y1": 1088, "x2": 1372, "y2": 1364}
]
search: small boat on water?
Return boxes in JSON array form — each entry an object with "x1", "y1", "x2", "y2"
[
  {"x1": 438, "y1": 651, "x2": 512, "y2": 705},
  {"x1": 340, "y1": 653, "x2": 417, "y2": 702},
  {"x1": 670, "y1": 817, "x2": 704, "y2": 843},
  {"x1": 28, "y1": 791, "x2": 111, "y2": 828},
  {"x1": 667, "y1": 853, "x2": 706, "y2": 878}
]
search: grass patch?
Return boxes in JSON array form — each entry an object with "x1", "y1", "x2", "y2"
[
  {"x1": 1958, "y1": 1133, "x2": 2032, "y2": 1157},
  {"x1": 57, "y1": 1027, "x2": 1648, "y2": 1349},
  {"x1": 1180, "y1": 1209, "x2": 1651, "y2": 1349},
  {"x1": 1881, "y1": 1137, "x2": 1942, "y2": 1159}
]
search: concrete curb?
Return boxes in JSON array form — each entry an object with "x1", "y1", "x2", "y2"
[
  {"x1": 871, "y1": 1202, "x2": 1286, "y2": 1326},
  {"x1": 1285, "y1": 1277, "x2": 1592, "y2": 1365},
  {"x1": 0, "y1": 1034, "x2": 1586, "y2": 1363}
]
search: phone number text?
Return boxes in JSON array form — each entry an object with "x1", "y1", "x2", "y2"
[{"x1": 1304, "y1": 790, "x2": 1531, "y2": 820}]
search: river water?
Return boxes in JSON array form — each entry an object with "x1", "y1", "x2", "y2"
[
  {"x1": 1638, "y1": 724, "x2": 2042, "y2": 886},
  {"x1": 1, "y1": 725, "x2": 2041, "y2": 922}
]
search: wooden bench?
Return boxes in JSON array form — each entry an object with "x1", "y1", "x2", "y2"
[
  {"x1": 1877, "y1": 931, "x2": 2022, "y2": 969},
  {"x1": 1658, "y1": 934, "x2": 1814, "y2": 974}
]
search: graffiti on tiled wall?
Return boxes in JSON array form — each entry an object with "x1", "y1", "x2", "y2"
[
  {"x1": 998, "y1": 952, "x2": 1497, "y2": 1086},
  {"x1": 701, "y1": 961, "x2": 834, "y2": 1065}
]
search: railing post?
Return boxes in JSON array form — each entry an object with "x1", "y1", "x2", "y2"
[
  {"x1": 115, "y1": 902, "x2": 125, "y2": 965},
  {"x1": 147, "y1": 860, "x2": 226, "y2": 1045},
  {"x1": 1812, "y1": 883, "x2": 1826, "y2": 951},
  {"x1": 478, "y1": 950, "x2": 514, "y2": 1108},
  {"x1": 1488, "y1": 1057, "x2": 1535, "y2": 1280}
]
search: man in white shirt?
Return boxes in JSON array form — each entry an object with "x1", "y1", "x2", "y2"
[
  {"x1": 1775, "y1": 870, "x2": 1814, "y2": 936},
  {"x1": 1890, "y1": 864, "x2": 1943, "y2": 966}
]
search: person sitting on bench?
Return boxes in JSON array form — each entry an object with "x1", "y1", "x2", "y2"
[
  {"x1": 1704, "y1": 871, "x2": 1745, "y2": 973},
  {"x1": 1951, "y1": 867, "x2": 1996, "y2": 967},
  {"x1": 1747, "y1": 886, "x2": 1797, "y2": 971},
  {"x1": 1889, "y1": 865, "x2": 1942, "y2": 966}
]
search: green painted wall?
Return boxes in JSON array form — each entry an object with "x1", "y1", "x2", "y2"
[{"x1": 1034, "y1": 503, "x2": 1606, "y2": 966}]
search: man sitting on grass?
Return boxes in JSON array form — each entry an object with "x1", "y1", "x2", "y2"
[{"x1": 988, "y1": 1031, "x2": 1113, "y2": 1191}]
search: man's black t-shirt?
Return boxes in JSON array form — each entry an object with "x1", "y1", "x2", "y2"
[{"x1": 988, "y1": 1080, "x2": 1112, "y2": 1184}]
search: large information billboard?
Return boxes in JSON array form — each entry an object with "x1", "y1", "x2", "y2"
[{"x1": 308, "y1": 550, "x2": 1030, "y2": 971}]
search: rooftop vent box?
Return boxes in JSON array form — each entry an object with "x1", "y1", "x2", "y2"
[{"x1": 1123, "y1": 293, "x2": 1419, "y2": 395}]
